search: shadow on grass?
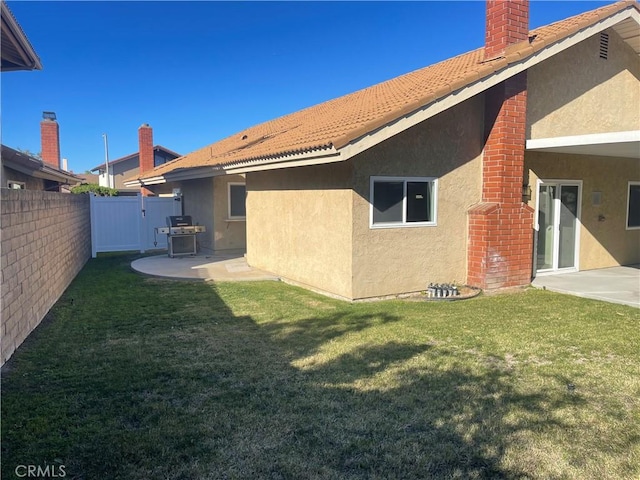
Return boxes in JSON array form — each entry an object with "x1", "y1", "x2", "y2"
[{"x1": 2, "y1": 255, "x2": 589, "y2": 479}]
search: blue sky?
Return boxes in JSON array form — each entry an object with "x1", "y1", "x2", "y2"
[{"x1": 2, "y1": 1, "x2": 610, "y2": 174}]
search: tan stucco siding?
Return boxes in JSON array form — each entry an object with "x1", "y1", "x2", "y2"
[
  {"x1": 113, "y1": 158, "x2": 139, "y2": 190},
  {"x1": 526, "y1": 152, "x2": 640, "y2": 270},
  {"x1": 1, "y1": 166, "x2": 46, "y2": 190},
  {"x1": 213, "y1": 175, "x2": 247, "y2": 251},
  {"x1": 527, "y1": 28, "x2": 640, "y2": 139},
  {"x1": 152, "y1": 179, "x2": 215, "y2": 253},
  {"x1": 246, "y1": 163, "x2": 353, "y2": 299},
  {"x1": 350, "y1": 95, "x2": 484, "y2": 299}
]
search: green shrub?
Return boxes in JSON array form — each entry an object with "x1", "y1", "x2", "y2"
[{"x1": 71, "y1": 183, "x2": 119, "y2": 196}]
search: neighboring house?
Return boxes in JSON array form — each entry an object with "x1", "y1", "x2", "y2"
[
  {"x1": 76, "y1": 172, "x2": 100, "y2": 185},
  {"x1": 1, "y1": 0, "x2": 42, "y2": 72},
  {"x1": 90, "y1": 130, "x2": 180, "y2": 196},
  {"x1": 2, "y1": 4, "x2": 81, "y2": 192},
  {"x1": 127, "y1": 0, "x2": 640, "y2": 301},
  {"x1": 1, "y1": 112, "x2": 82, "y2": 192},
  {"x1": 1, "y1": 145, "x2": 80, "y2": 191}
]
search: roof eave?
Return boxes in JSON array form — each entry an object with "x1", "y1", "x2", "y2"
[
  {"x1": 1, "y1": 2, "x2": 43, "y2": 71},
  {"x1": 335, "y1": 5, "x2": 640, "y2": 162},
  {"x1": 33, "y1": 166, "x2": 81, "y2": 184},
  {"x1": 130, "y1": 2, "x2": 640, "y2": 179},
  {"x1": 221, "y1": 146, "x2": 341, "y2": 175}
]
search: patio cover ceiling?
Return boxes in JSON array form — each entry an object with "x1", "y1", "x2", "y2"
[{"x1": 526, "y1": 130, "x2": 640, "y2": 159}]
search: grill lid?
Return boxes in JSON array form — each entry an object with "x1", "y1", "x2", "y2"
[{"x1": 167, "y1": 215, "x2": 192, "y2": 227}]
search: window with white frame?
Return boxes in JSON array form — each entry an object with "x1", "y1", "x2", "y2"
[
  {"x1": 228, "y1": 183, "x2": 246, "y2": 220},
  {"x1": 7, "y1": 181, "x2": 25, "y2": 190},
  {"x1": 627, "y1": 181, "x2": 640, "y2": 229},
  {"x1": 370, "y1": 176, "x2": 437, "y2": 228}
]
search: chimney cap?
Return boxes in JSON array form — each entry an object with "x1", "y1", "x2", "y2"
[
  {"x1": 140, "y1": 123, "x2": 151, "y2": 128},
  {"x1": 42, "y1": 111, "x2": 57, "y2": 121}
]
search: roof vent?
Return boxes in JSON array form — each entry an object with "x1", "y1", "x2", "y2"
[{"x1": 599, "y1": 32, "x2": 609, "y2": 59}]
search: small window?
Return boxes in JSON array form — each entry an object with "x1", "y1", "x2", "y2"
[
  {"x1": 370, "y1": 176, "x2": 437, "y2": 228},
  {"x1": 228, "y1": 183, "x2": 246, "y2": 220},
  {"x1": 7, "y1": 181, "x2": 25, "y2": 190},
  {"x1": 626, "y1": 182, "x2": 640, "y2": 229}
]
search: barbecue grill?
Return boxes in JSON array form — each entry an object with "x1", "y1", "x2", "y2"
[{"x1": 155, "y1": 216, "x2": 206, "y2": 257}]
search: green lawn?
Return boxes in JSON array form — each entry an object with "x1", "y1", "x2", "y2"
[{"x1": 2, "y1": 254, "x2": 639, "y2": 480}]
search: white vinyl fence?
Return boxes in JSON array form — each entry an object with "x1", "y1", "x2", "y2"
[{"x1": 90, "y1": 194, "x2": 181, "y2": 257}]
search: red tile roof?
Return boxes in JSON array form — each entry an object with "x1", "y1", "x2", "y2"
[{"x1": 138, "y1": 0, "x2": 638, "y2": 181}]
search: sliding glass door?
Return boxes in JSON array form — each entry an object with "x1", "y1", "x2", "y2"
[{"x1": 536, "y1": 181, "x2": 581, "y2": 273}]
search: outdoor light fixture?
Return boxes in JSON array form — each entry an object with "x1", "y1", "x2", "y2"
[
  {"x1": 522, "y1": 184, "x2": 532, "y2": 203},
  {"x1": 42, "y1": 111, "x2": 56, "y2": 121}
]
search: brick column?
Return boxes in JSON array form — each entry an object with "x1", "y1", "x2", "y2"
[{"x1": 467, "y1": 72, "x2": 534, "y2": 290}]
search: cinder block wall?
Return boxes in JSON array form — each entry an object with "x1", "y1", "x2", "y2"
[{"x1": 1, "y1": 190, "x2": 91, "y2": 364}]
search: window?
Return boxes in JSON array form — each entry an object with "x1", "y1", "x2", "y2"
[
  {"x1": 627, "y1": 182, "x2": 640, "y2": 229},
  {"x1": 228, "y1": 183, "x2": 246, "y2": 220},
  {"x1": 370, "y1": 176, "x2": 437, "y2": 228},
  {"x1": 7, "y1": 181, "x2": 25, "y2": 190}
]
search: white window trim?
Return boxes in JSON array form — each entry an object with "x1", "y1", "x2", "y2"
[
  {"x1": 626, "y1": 181, "x2": 640, "y2": 230},
  {"x1": 369, "y1": 176, "x2": 438, "y2": 229},
  {"x1": 227, "y1": 182, "x2": 246, "y2": 221},
  {"x1": 7, "y1": 180, "x2": 25, "y2": 189}
]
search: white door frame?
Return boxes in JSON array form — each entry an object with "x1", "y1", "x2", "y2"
[{"x1": 534, "y1": 179, "x2": 582, "y2": 276}]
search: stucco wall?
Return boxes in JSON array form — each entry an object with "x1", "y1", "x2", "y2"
[
  {"x1": 113, "y1": 158, "x2": 139, "y2": 190},
  {"x1": 246, "y1": 163, "x2": 354, "y2": 299},
  {"x1": 213, "y1": 175, "x2": 247, "y2": 251},
  {"x1": 152, "y1": 179, "x2": 215, "y2": 253},
  {"x1": 1, "y1": 166, "x2": 46, "y2": 190},
  {"x1": 350, "y1": 94, "x2": 484, "y2": 299},
  {"x1": 526, "y1": 152, "x2": 640, "y2": 270},
  {"x1": 1, "y1": 190, "x2": 91, "y2": 364},
  {"x1": 151, "y1": 175, "x2": 246, "y2": 253},
  {"x1": 527, "y1": 28, "x2": 640, "y2": 139}
]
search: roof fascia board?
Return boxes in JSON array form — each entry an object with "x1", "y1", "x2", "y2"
[
  {"x1": 2, "y1": 159, "x2": 39, "y2": 176},
  {"x1": 140, "y1": 147, "x2": 341, "y2": 182},
  {"x1": 163, "y1": 167, "x2": 225, "y2": 182},
  {"x1": 222, "y1": 149, "x2": 342, "y2": 175},
  {"x1": 123, "y1": 167, "x2": 220, "y2": 186},
  {"x1": 337, "y1": 7, "x2": 639, "y2": 163},
  {"x1": 1, "y1": 3, "x2": 42, "y2": 70},
  {"x1": 526, "y1": 130, "x2": 640, "y2": 150},
  {"x1": 31, "y1": 168, "x2": 79, "y2": 183}
]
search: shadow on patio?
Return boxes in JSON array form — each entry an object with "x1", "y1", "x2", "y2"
[{"x1": 131, "y1": 251, "x2": 280, "y2": 282}]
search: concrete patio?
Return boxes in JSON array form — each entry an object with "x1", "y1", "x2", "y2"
[
  {"x1": 532, "y1": 265, "x2": 640, "y2": 308},
  {"x1": 131, "y1": 252, "x2": 280, "y2": 282}
]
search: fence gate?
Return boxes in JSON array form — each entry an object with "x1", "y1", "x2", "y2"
[{"x1": 90, "y1": 194, "x2": 181, "y2": 257}]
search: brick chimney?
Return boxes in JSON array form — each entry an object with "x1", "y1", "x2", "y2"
[
  {"x1": 467, "y1": 0, "x2": 534, "y2": 290},
  {"x1": 40, "y1": 111, "x2": 60, "y2": 169},
  {"x1": 485, "y1": 0, "x2": 529, "y2": 59},
  {"x1": 138, "y1": 123, "x2": 154, "y2": 196}
]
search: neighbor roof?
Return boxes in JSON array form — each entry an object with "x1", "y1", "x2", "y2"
[
  {"x1": 1, "y1": 0, "x2": 42, "y2": 71},
  {"x1": 134, "y1": 0, "x2": 639, "y2": 184},
  {"x1": 1, "y1": 145, "x2": 81, "y2": 185},
  {"x1": 90, "y1": 145, "x2": 181, "y2": 173}
]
